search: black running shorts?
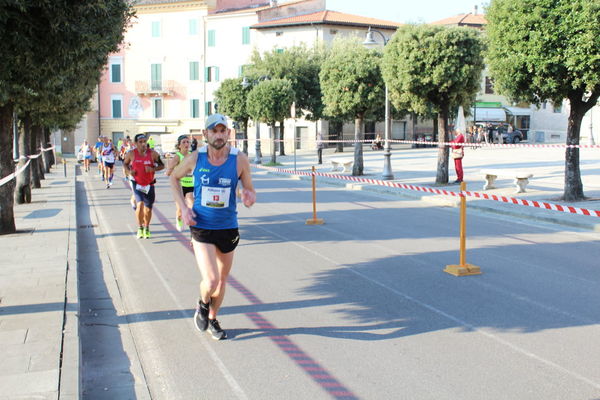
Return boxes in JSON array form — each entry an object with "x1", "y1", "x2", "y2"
[
  {"x1": 190, "y1": 227, "x2": 240, "y2": 254},
  {"x1": 182, "y1": 186, "x2": 194, "y2": 196},
  {"x1": 103, "y1": 161, "x2": 115, "y2": 168},
  {"x1": 133, "y1": 185, "x2": 156, "y2": 209}
]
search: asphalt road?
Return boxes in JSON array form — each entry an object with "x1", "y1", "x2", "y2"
[{"x1": 78, "y1": 164, "x2": 600, "y2": 400}]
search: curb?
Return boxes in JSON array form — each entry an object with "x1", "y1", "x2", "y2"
[
  {"x1": 59, "y1": 164, "x2": 80, "y2": 399},
  {"x1": 263, "y1": 169, "x2": 600, "y2": 232}
]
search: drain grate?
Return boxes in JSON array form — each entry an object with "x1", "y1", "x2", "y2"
[{"x1": 78, "y1": 224, "x2": 97, "y2": 229}]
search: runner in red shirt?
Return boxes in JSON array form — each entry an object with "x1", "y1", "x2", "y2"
[{"x1": 123, "y1": 134, "x2": 165, "y2": 239}]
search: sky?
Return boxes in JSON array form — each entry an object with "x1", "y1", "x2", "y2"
[{"x1": 324, "y1": 0, "x2": 490, "y2": 24}]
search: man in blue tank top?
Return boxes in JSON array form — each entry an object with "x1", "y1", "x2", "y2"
[{"x1": 169, "y1": 113, "x2": 256, "y2": 340}]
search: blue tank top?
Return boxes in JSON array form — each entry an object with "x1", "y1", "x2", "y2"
[{"x1": 192, "y1": 146, "x2": 239, "y2": 230}]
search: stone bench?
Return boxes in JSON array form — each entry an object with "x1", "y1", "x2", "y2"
[
  {"x1": 330, "y1": 159, "x2": 353, "y2": 173},
  {"x1": 480, "y1": 169, "x2": 534, "y2": 193}
]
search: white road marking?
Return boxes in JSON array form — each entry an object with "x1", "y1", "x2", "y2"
[
  {"x1": 130, "y1": 224, "x2": 249, "y2": 400},
  {"x1": 84, "y1": 172, "x2": 248, "y2": 400}
]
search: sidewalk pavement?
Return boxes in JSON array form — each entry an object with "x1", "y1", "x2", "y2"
[
  {"x1": 0, "y1": 164, "x2": 78, "y2": 400},
  {"x1": 256, "y1": 144, "x2": 600, "y2": 232}
]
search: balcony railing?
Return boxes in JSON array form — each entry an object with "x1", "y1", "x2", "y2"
[{"x1": 135, "y1": 80, "x2": 175, "y2": 96}]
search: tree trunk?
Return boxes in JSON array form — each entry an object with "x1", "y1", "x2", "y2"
[
  {"x1": 30, "y1": 123, "x2": 42, "y2": 188},
  {"x1": 278, "y1": 121, "x2": 286, "y2": 156},
  {"x1": 270, "y1": 123, "x2": 277, "y2": 164},
  {"x1": 563, "y1": 92, "x2": 600, "y2": 201},
  {"x1": 352, "y1": 116, "x2": 364, "y2": 176},
  {"x1": 336, "y1": 130, "x2": 343, "y2": 152},
  {"x1": 242, "y1": 118, "x2": 248, "y2": 155},
  {"x1": 15, "y1": 117, "x2": 32, "y2": 204},
  {"x1": 432, "y1": 115, "x2": 439, "y2": 142},
  {"x1": 35, "y1": 126, "x2": 45, "y2": 181},
  {"x1": 42, "y1": 127, "x2": 51, "y2": 173},
  {"x1": 410, "y1": 113, "x2": 418, "y2": 148},
  {"x1": 0, "y1": 104, "x2": 16, "y2": 234},
  {"x1": 45, "y1": 128, "x2": 55, "y2": 168},
  {"x1": 435, "y1": 106, "x2": 450, "y2": 184}
]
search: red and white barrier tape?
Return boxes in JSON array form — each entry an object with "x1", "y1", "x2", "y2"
[
  {"x1": 3, "y1": 147, "x2": 50, "y2": 185},
  {"x1": 0, "y1": 159, "x2": 32, "y2": 187},
  {"x1": 255, "y1": 165, "x2": 600, "y2": 218},
  {"x1": 462, "y1": 190, "x2": 600, "y2": 217},
  {"x1": 230, "y1": 137, "x2": 600, "y2": 149},
  {"x1": 386, "y1": 140, "x2": 600, "y2": 149},
  {"x1": 256, "y1": 165, "x2": 461, "y2": 197}
]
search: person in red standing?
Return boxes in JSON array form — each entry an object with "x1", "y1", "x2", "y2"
[
  {"x1": 450, "y1": 129, "x2": 465, "y2": 183},
  {"x1": 123, "y1": 134, "x2": 165, "y2": 239}
]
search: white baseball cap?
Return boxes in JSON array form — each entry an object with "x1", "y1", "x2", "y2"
[{"x1": 206, "y1": 113, "x2": 228, "y2": 130}]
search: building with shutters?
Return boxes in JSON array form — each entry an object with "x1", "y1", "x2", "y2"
[{"x1": 96, "y1": 0, "x2": 406, "y2": 152}]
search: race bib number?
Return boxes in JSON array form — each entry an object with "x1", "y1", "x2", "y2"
[
  {"x1": 136, "y1": 184, "x2": 151, "y2": 194},
  {"x1": 201, "y1": 186, "x2": 231, "y2": 208}
]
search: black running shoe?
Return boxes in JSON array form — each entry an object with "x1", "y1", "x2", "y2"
[
  {"x1": 208, "y1": 319, "x2": 227, "y2": 340},
  {"x1": 194, "y1": 300, "x2": 209, "y2": 332}
]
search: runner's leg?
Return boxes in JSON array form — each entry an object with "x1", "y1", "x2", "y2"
[
  {"x1": 208, "y1": 248, "x2": 235, "y2": 318},
  {"x1": 143, "y1": 207, "x2": 152, "y2": 228},
  {"x1": 192, "y1": 241, "x2": 220, "y2": 304},
  {"x1": 136, "y1": 203, "x2": 145, "y2": 226}
]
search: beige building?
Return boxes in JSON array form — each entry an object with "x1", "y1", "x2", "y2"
[{"x1": 98, "y1": 0, "x2": 217, "y2": 153}]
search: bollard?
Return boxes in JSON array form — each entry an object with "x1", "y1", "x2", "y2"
[
  {"x1": 444, "y1": 181, "x2": 481, "y2": 276},
  {"x1": 62, "y1": 158, "x2": 67, "y2": 177},
  {"x1": 305, "y1": 166, "x2": 324, "y2": 225}
]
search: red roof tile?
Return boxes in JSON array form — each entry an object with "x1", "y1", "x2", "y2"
[
  {"x1": 252, "y1": 10, "x2": 401, "y2": 29},
  {"x1": 430, "y1": 13, "x2": 487, "y2": 26}
]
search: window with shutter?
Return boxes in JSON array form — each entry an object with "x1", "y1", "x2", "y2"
[
  {"x1": 151, "y1": 64, "x2": 162, "y2": 90},
  {"x1": 151, "y1": 21, "x2": 161, "y2": 37},
  {"x1": 191, "y1": 99, "x2": 200, "y2": 118},
  {"x1": 189, "y1": 61, "x2": 199, "y2": 81},
  {"x1": 242, "y1": 27, "x2": 250, "y2": 45},
  {"x1": 111, "y1": 63, "x2": 121, "y2": 83},
  {"x1": 189, "y1": 19, "x2": 198, "y2": 35}
]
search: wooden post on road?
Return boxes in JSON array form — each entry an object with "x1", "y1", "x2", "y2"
[
  {"x1": 306, "y1": 166, "x2": 324, "y2": 225},
  {"x1": 444, "y1": 181, "x2": 481, "y2": 276}
]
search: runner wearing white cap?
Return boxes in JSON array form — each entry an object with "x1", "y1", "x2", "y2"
[{"x1": 169, "y1": 113, "x2": 256, "y2": 340}]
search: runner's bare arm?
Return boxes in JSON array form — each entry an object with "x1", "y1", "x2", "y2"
[
  {"x1": 165, "y1": 154, "x2": 178, "y2": 176},
  {"x1": 170, "y1": 152, "x2": 198, "y2": 225},
  {"x1": 123, "y1": 152, "x2": 135, "y2": 176},
  {"x1": 237, "y1": 152, "x2": 256, "y2": 208},
  {"x1": 153, "y1": 151, "x2": 165, "y2": 172}
]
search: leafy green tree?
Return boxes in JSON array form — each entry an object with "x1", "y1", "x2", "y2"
[
  {"x1": 214, "y1": 78, "x2": 252, "y2": 154},
  {"x1": 249, "y1": 46, "x2": 324, "y2": 155},
  {"x1": 320, "y1": 39, "x2": 385, "y2": 176},
  {"x1": 0, "y1": 0, "x2": 133, "y2": 234},
  {"x1": 246, "y1": 78, "x2": 295, "y2": 164},
  {"x1": 486, "y1": 0, "x2": 600, "y2": 201},
  {"x1": 382, "y1": 25, "x2": 484, "y2": 184}
]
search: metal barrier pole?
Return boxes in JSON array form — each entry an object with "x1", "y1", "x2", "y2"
[
  {"x1": 305, "y1": 166, "x2": 324, "y2": 225},
  {"x1": 444, "y1": 181, "x2": 481, "y2": 276},
  {"x1": 63, "y1": 158, "x2": 67, "y2": 177}
]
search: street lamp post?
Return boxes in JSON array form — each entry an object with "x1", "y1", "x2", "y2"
[
  {"x1": 242, "y1": 77, "x2": 262, "y2": 164},
  {"x1": 364, "y1": 27, "x2": 394, "y2": 180}
]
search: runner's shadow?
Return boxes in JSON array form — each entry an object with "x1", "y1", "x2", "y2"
[{"x1": 227, "y1": 320, "x2": 412, "y2": 341}]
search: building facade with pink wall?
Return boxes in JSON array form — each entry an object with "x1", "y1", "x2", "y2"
[{"x1": 99, "y1": 0, "x2": 214, "y2": 151}]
